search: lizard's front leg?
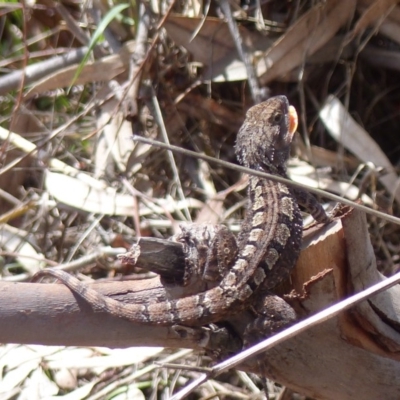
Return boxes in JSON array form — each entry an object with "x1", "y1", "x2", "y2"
[
  {"x1": 242, "y1": 291, "x2": 297, "y2": 348},
  {"x1": 171, "y1": 223, "x2": 238, "y2": 292},
  {"x1": 292, "y1": 188, "x2": 332, "y2": 224}
]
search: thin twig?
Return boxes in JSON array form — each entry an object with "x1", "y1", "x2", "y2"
[
  {"x1": 122, "y1": 0, "x2": 177, "y2": 118},
  {"x1": 150, "y1": 89, "x2": 192, "y2": 221},
  {"x1": 132, "y1": 135, "x2": 400, "y2": 226},
  {"x1": 43, "y1": 246, "x2": 125, "y2": 274},
  {"x1": 155, "y1": 362, "x2": 212, "y2": 373},
  {"x1": 170, "y1": 270, "x2": 400, "y2": 399},
  {"x1": 66, "y1": 214, "x2": 105, "y2": 262},
  {"x1": 218, "y1": 0, "x2": 262, "y2": 103},
  {"x1": 89, "y1": 349, "x2": 193, "y2": 400},
  {"x1": 0, "y1": 91, "x2": 118, "y2": 178},
  {"x1": 11, "y1": 0, "x2": 28, "y2": 115},
  {"x1": 123, "y1": 1, "x2": 150, "y2": 117},
  {"x1": 53, "y1": 1, "x2": 91, "y2": 46}
]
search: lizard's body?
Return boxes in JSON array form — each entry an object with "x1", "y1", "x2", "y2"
[{"x1": 34, "y1": 96, "x2": 330, "y2": 326}]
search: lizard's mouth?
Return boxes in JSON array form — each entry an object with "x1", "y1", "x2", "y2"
[{"x1": 288, "y1": 105, "x2": 298, "y2": 135}]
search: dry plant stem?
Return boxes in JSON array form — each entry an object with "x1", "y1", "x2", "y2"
[
  {"x1": 151, "y1": 90, "x2": 191, "y2": 221},
  {"x1": 66, "y1": 214, "x2": 104, "y2": 262},
  {"x1": 0, "y1": 47, "x2": 88, "y2": 95},
  {"x1": 123, "y1": 1, "x2": 149, "y2": 117},
  {"x1": 44, "y1": 246, "x2": 125, "y2": 274},
  {"x1": 122, "y1": 0, "x2": 177, "y2": 117},
  {"x1": 0, "y1": 251, "x2": 56, "y2": 268},
  {"x1": 53, "y1": 1, "x2": 91, "y2": 46},
  {"x1": 121, "y1": 177, "x2": 179, "y2": 231},
  {"x1": 89, "y1": 349, "x2": 193, "y2": 400},
  {"x1": 3, "y1": 245, "x2": 124, "y2": 282},
  {"x1": 10, "y1": 0, "x2": 28, "y2": 119},
  {"x1": 0, "y1": 119, "x2": 108, "y2": 181},
  {"x1": 132, "y1": 135, "x2": 400, "y2": 226},
  {"x1": 156, "y1": 363, "x2": 212, "y2": 374},
  {"x1": 0, "y1": 201, "x2": 36, "y2": 224},
  {"x1": 171, "y1": 269, "x2": 400, "y2": 400},
  {"x1": 298, "y1": 79, "x2": 324, "y2": 168},
  {"x1": 64, "y1": 247, "x2": 126, "y2": 272},
  {"x1": 218, "y1": 0, "x2": 262, "y2": 103},
  {"x1": 0, "y1": 186, "x2": 20, "y2": 206}
]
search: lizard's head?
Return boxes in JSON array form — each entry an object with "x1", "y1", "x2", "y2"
[{"x1": 235, "y1": 95, "x2": 298, "y2": 172}]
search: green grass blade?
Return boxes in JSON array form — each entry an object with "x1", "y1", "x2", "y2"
[{"x1": 68, "y1": 3, "x2": 130, "y2": 92}]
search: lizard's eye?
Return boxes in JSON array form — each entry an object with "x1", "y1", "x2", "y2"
[{"x1": 273, "y1": 113, "x2": 283, "y2": 124}]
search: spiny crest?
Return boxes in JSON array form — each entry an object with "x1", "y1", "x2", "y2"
[{"x1": 235, "y1": 96, "x2": 297, "y2": 172}]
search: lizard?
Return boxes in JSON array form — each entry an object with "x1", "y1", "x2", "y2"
[{"x1": 33, "y1": 95, "x2": 331, "y2": 326}]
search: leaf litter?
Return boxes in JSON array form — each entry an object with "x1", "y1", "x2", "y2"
[{"x1": 1, "y1": 0, "x2": 400, "y2": 398}]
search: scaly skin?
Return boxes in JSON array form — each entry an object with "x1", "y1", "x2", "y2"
[{"x1": 33, "y1": 96, "x2": 329, "y2": 326}]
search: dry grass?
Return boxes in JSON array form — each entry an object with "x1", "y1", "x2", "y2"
[{"x1": 1, "y1": 0, "x2": 400, "y2": 398}]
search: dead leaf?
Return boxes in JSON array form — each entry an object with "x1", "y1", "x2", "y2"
[
  {"x1": 349, "y1": 0, "x2": 399, "y2": 41},
  {"x1": 164, "y1": 14, "x2": 272, "y2": 82},
  {"x1": 25, "y1": 41, "x2": 135, "y2": 97},
  {"x1": 257, "y1": 0, "x2": 356, "y2": 84},
  {"x1": 319, "y1": 95, "x2": 400, "y2": 204},
  {"x1": 45, "y1": 171, "x2": 135, "y2": 216}
]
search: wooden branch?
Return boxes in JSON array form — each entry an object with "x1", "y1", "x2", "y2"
[
  {"x1": 0, "y1": 276, "x2": 241, "y2": 353},
  {"x1": 121, "y1": 237, "x2": 186, "y2": 283},
  {"x1": 2, "y1": 211, "x2": 400, "y2": 400}
]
